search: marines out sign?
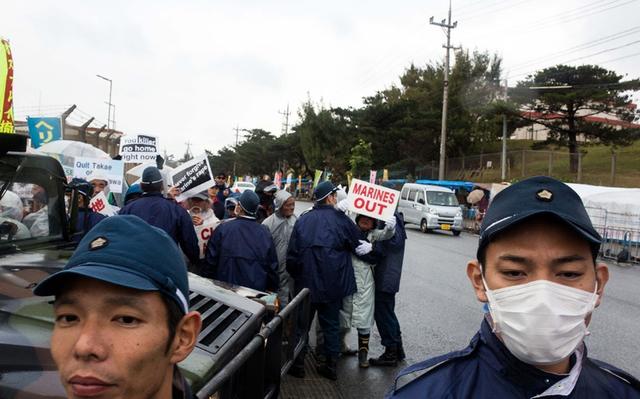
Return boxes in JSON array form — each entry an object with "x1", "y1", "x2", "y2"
[
  {"x1": 346, "y1": 179, "x2": 400, "y2": 221},
  {"x1": 119, "y1": 134, "x2": 159, "y2": 163}
]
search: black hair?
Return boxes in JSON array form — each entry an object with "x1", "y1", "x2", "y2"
[{"x1": 160, "y1": 294, "x2": 186, "y2": 354}]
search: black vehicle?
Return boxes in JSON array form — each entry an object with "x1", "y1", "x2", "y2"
[{"x1": 0, "y1": 134, "x2": 310, "y2": 399}]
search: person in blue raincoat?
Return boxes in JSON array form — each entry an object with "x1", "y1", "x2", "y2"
[
  {"x1": 286, "y1": 181, "x2": 373, "y2": 381},
  {"x1": 203, "y1": 190, "x2": 279, "y2": 292},
  {"x1": 387, "y1": 176, "x2": 640, "y2": 399},
  {"x1": 66, "y1": 178, "x2": 106, "y2": 242},
  {"x1": 119, "y1": 167, "x2": 199, "y2": 265},
  {"x1": 369, "y1": 212, "x2": 407, "y2": 367}
]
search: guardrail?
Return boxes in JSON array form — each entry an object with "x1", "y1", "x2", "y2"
[
  {"x1": 586, "y1": 207, "x2": 639, "y2": 265},
  {"x1": 197, "y1": 288, "x2": 311, "y2": 399}
]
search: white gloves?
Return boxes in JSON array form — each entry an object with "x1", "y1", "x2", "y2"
[
  {"x1": 336, "y1": 199, "x2": 349, "y2": 213},
  {"x1": 384, "y1": 216, "x2": 397, "y2": 231},
  {"x1": 355, "y1": 240, "x2": 373, "y2": 256}
]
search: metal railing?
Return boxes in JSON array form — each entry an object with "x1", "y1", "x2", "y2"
[
  {"x1": 197, "y1": 288, "x2": 311, "y2": 399},
  {"x1": 586, "y1": 207, "x2": 639, "y2": 265}
]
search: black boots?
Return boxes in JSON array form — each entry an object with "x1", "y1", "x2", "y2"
[
  {"x1": 358, "y1": 334, "x2": 370, "y2": 368},
  {"x1": 288, "y1": 355, "x2": 306, "y2": 378},
  {"x1": 397, "y1": 340, "x2": 406, "y2": 361},
  {"x1": 369, "y1": 345, "x2": 399, "y2": 367},
  {"x1": 317, "y1": 356, "x2": 337, "y2": 380}
]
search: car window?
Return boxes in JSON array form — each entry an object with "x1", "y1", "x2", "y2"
[
  {"x1": 408, "y1": 189, "x2": 416, "y2": 201},
  {"x1": 401, "y1": 188, "x2": 408, "y2": 200},
  {"x1": 416, "y1": 190, "x2": 425, "y2": 204},
  {"x1": 426, "y1": 191, "x2": 459, "y2": 206}
]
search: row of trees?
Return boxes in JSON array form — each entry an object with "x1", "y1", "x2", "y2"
[{"x1": 208, "y1": 49, "x2": 640, "y2": 179}]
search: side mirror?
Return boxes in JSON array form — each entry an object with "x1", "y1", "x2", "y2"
[{"x1": 418, "y1": 198, "x2": 425, "y2": 205}]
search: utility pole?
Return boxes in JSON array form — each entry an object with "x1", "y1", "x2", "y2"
[
  {"x1": 501, "y1": 79, "x2": 508, "y2": 181},
  {"x1": 96, "y1": 75, "x2": 113, "y2": 131},
  {"x1": 279, "y1": 104, "x2": 290, "y2": 135},
  {"x1": 184, "y1": 140, "x2": 192, "y2": 159},
  {"x1": 430, "y1": 0, "x2": 458, "y2": 181},
  {"x1": 233, "y1": 125, "x2": 241, "y2": 177}
]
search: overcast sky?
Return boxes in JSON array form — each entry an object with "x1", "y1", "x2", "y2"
[{"x1": 4, "y1": 0, "x2": 640, "y2": 158}]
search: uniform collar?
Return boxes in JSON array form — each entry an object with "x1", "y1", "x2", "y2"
[
  {"x1": 172, "y1": 368, "x2": 193, "y2": 399},
  {"x1": 478, "y1": 318, "x2": 581, "y2": 396}
]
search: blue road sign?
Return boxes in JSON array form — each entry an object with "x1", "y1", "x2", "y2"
[{"x1": 27, "y1": 117, "x2": 62, "y2": 148}]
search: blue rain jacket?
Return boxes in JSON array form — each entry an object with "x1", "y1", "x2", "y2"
[{"x1": 373, "y1": 213, "x2": 407, "y2": 294}]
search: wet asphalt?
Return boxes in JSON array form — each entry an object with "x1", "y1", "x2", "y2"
[{"x1": 290, "y1": 201, "x2": 640, "y2": 398}]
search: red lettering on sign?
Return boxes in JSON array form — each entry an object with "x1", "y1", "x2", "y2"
[
  {"x1": 91, "y1": 199, "x2": 105, "y2": 212},
  {"x1": 354, "y1": 197, "x2": 365, "y2": 209},
  {"x1": 201, "y1": 227, "x2": 212, "y2": 240},
  {"x1": 353, "y1": 182, "x2": 363, "y2": 196},
  {"x1": 389, "y1": 193, "x2": 396, "y2": 203}
]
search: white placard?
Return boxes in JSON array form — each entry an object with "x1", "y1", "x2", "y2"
[
  {"x1": 171, "y1": 155, "x2": 215, "y2": 202},
  {"x1": 119, "y1": 134, "x2": 160, "y2": 163},
  {"x1": 194, "y1": 220, "x2": 218, "y2": 259},
  {"x1": 88, "y1": 192, "x2": 118, "y2": 216},
  {"x1": 73, "y1": 157, "x2": 125, "y2": 194},
  {"x1": 346, "y1": 179, "x2": 400, "y2": 221}
]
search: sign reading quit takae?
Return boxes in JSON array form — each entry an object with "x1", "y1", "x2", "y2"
[
  {"x1": 172, "y1": 155, "x2": 214, "y2": 202},
  {"x1": 119, "y1": 134, "x2": 159, "y2": 163},
  {"x1": 73, "y1": 157, "x2": 125, "y2": 194},
  {"x1": 346, "y1": 179, "x2": 400, "y2": 221}
]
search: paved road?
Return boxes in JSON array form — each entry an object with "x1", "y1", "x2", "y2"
[{"x1": 287, "y1": 201, "x2": 640, "y2": 398}]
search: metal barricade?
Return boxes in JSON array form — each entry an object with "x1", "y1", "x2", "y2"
[
  {"x1": 197, "y1": 288, "x2": 311, "y2": 399},
  {"x1": 587, "y1": 206, "x2": 640, "y2": 265}
]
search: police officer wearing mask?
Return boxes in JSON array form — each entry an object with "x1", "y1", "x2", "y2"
[
  {"x1": 120, "y1": 167, "x2": 199, "y2": 265},
  {"x1": 203, "y1": 190, "x2": 279, "y2": 292},
  {"x1": 387, "y1": 176, "x2": 640, "y2": 398},
  {"x1": 287, "y1": 181, "x2": 373, "y2": 381}
]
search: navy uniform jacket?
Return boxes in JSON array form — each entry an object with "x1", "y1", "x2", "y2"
[
  {"x1": 119, "y1": 193, "x2": 199, "y2": 264},
  {"x1": 72, "y1": 209, "x2": 107, "y2": 243},
  {"x1": 286, "y1": 204, "x2": 361, "y2": 303},
  {"x1": 387, "y1": 319, "x2": 640, "y2": 398},
  {"x1": 373, "y1": 213, "x2": 407, "y2": 294},
  {"x1": 203, "y1": 216, "x2": 279, "y2": 292}
]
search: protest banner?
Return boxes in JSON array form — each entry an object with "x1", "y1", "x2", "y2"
[
  {"x1": 73, "y1": 157, "x2": 125, "y2": 193},
  {"x1": 194, "y1": 220, "x2": 218, "y2": 259},
  {"x1": 274, "y1": 172, "x2": 281, "y2": 187},
  {"x1": 369, "y1": 170, "x2": 377, "y2": 184},
  {"x1": 346, "y1": 178, "x2": 400, "y2": 221},
  {"x1": 172, "y1": 155, "x2": 214, "y2": 202},
  {"x1": 285, "y1": 173, "x2": 292, "y2": 190},
  {"x1": 119, "y1": 134, "x2": 159, "y2": 163},
  {"x1": 313, "y1": 169, "x2": 323, "y2": 188},
  {"x1": 0, "y1": 38, "x2": 14, "y2": 134},
  {"x1": 89, "y1": 192, "x2": 118, "y2": 216}
]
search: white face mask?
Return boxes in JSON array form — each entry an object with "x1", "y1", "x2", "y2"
[{"x1": 483, "y1": 278, "x2": 598, "y2": 366}]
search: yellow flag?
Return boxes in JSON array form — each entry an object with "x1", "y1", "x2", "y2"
[
  {"x1": 313, "y1": 169, "x2": 323, "y2": 188},
  {"x1": 383, "y1": 169, "x2": 389, "y2": 181},
  {"x1": 346, "y1": 171, "x2": 353, "y2": 189},
  {"x1": 0, "y1": 38, "x2": 15, "y2": 133}
]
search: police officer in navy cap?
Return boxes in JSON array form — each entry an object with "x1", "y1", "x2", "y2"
[
  {"x1": 287, "y1": 181, "x2": 374, "y2": 380},
  {"x1": 203, "y1": 190, "x2": 279, "y2": 292},
  {"x1": 66, "y1": 177, "x2": 106, "y2": 242},
  {"x1": 34, "y1": 215, "x2": 202, "y2": 399},
  {"x1": 387, "y1": 176, "x2": 640, "y2": 398},
  {"x1": 120, "y1": 166, "x2": 199, "y2": 265}
]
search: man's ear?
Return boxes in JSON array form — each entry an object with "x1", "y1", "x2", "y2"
[
  {"x1": 594, "y1": 262, "x2": 609, "y2": 308},
  {"x1": 169, "y1": 311, "x2": 202, "y2": 364},
  {"x1": 467, "y1": 260, "x2": 488, "y2": 303}
]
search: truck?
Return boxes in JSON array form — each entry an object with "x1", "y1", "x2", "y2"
[{"x1": 0, "y1": 134, "x2": 309, "y2": 399}]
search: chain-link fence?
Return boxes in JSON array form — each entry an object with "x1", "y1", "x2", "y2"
[{"x1": 400, "y1": 149, "x2": 639, "y2": 187}]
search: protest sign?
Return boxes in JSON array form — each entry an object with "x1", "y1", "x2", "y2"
[
  {"x1": 89, "y1": 192, "x2": 118, "y2": 216},
  {"x1": 346, "y1": 178, "x2": 400, "y2": 221},
  {"x1": 172, "y1": 155, "x2": 215, "y2": 202},
  {"x1": 73, "y1": 157, "x2": 125, "y2": 194},
  {"x1": 194, "y1": 220, "x2": 218, "y2": 259},
  {"x1": 119, "y1": 134, "x2": 159, "y2": 163},
  {"x1": 369, "y1": 170, "x2": 377, "y2": 184}
]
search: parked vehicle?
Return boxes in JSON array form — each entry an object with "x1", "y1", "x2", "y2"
[
  {"x1": 398, "y1": 183, "x2": 463, "y2": 236},
  {"x1": 0, "y1": 135, "x2": 309, "y2": 399},
  {"x1": 231, "y1": 181, "x2": 256, "y2": 193}
]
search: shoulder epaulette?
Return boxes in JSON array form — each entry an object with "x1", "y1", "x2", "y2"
[
  {"x1": 591, "y1": 359, "x2": 640, "y2": 391},
  {"x1": 393, "y1": 339, "x2": 478, "y2": 393}
]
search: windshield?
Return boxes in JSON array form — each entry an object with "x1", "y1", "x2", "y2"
[
  {"x1": 426, "y1": 191, "x2": 459, "y2": 207},
  {"x1": 0, "y1": 156, "x2": 64, "y2": 245}
]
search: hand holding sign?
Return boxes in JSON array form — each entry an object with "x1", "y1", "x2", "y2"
[{"x1": 346, "y1": 179, "x2": 400, "y2": 221}]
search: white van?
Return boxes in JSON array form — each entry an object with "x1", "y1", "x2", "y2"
[{"x1": 398, "y1": 183, "x2": 463, "y2": 236}]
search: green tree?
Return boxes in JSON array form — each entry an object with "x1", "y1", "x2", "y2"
[
  {"x1": 512, "y1": 64, "x2": 640, "y2": 172},
  {"x1": 349, "y1": 139, "x2": 373, "y2": 179}
]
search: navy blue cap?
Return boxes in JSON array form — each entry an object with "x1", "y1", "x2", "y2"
[
  {"x1": 225, "y1": 193, "x2": 240, "y2": 209},
  {"x1": 34, "y1": 215, "x2": 190, "y2": 314},
  {"x1": 314, "y1": 181, "x2": 338, "y2": 202},
  {"x1": 141, "y1": 166, "x2": 163, "y2": 185},
  {"x1": 67, "y1": 178, "x2": 93, "y2": 198},
  {"x1": 238, "y1": 190, "x2": 260, "y2": 216},
  {"x1": 477, "y1": 176, "x2": 601, "y2": 261}
]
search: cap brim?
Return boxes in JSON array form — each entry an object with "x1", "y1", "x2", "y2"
[
  {"x1": 34, "y1": 263, "x2": 158, "y2": 296},
  {"x1": 479, "y1": 210, "x2": 601, "y2": 259},
  {"x1": 316, "y1": 187, "x2": 339, "y2": 201}
]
